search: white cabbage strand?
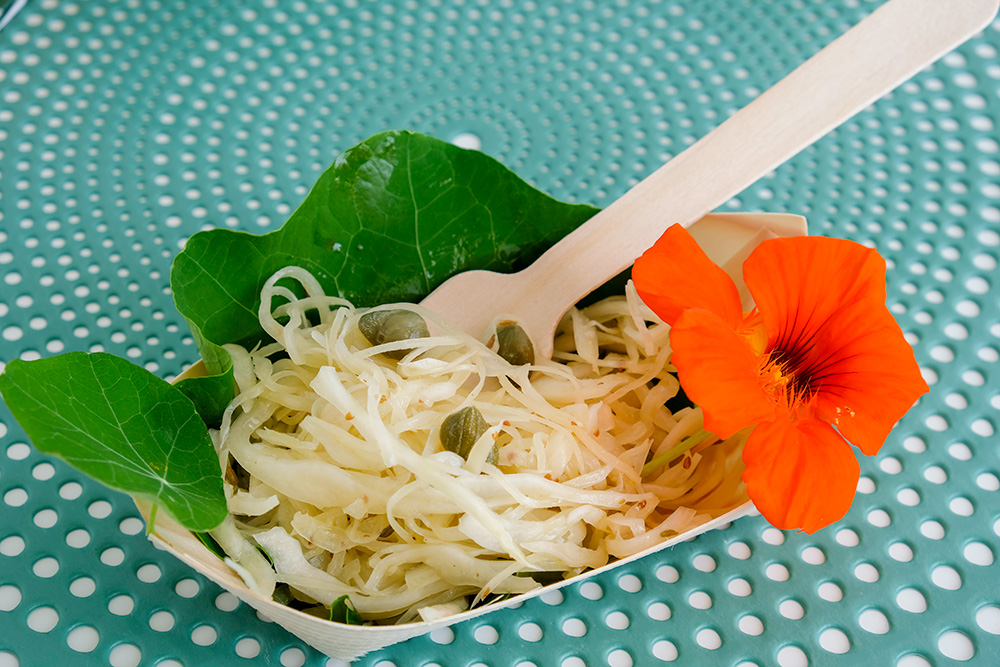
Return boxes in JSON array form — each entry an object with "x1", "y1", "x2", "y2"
[{"x1": 209, "y1": 266, "x2": 748, "y2": 622}]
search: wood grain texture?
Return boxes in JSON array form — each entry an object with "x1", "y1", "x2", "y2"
[{"x1": 421, "y1": 0, "x2": 999, "y2": 358}]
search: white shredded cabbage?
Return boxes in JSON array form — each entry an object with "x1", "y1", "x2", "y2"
[{"x1": 209, "y1": 266, "x2": 749, "y2": 623}]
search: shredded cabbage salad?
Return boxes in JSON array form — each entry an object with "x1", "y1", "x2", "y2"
[{"x1": 208, "y1": 266, "x2": 749, "y2": 623}]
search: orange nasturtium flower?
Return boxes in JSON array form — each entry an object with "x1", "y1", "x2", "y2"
[{"x1": 633, "y1": 224, "x2": 929, "y2": 533}]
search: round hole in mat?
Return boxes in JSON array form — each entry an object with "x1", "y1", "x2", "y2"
[
  {"x1": 175, "y1": 578, "x2": 200, "y2": 598},
  {"x1": 963, "y1": 541, "x2": 994, "y2": 566},
  {"x1": 655, "y1": 565, "x2": 679, "y2": 583},
  {"x1": 4, "y1": 488, "x2": 28, "y2": 508},
  {"x1": 279, "y1": 647, "x2": 306, "y2": 667},
  {"x1": 540, "y1": 589, "x2": 563, "y2": 605},
  {"x1": 451, "y1": 132, "x2": 482, "y2": 150},
  {"x1": 215, "y1": 592, "x2": 239, "y2": 612},
  {"x1": 858, "y1": 608, "x2": 890, "y2": 634},
  {"x1": 949, "y1": 496, "x2": 975, "y2": 516},
  {"x1": 695, "y1": 628, "x2": 721, "y2": 650},
  {"x1": 6, "y1": 443, "x2": 30, "y2": 461},
  {"x1": 108, "y1": 594, "x2": 134, "y2": 616},
  {"x1": 32, "y1": 556, "x2": 58, "y2": 578},
  {"x1": 920, "y1": 520, "x2": 945, "y2": 540},
  {"x1": 563, "y1": 617, "x2": 588, "y2": 637},
  {"x1": 605, "y1": 611, "x2": 630, "y2": 629},
  {"x1": 30, "y1": 462, "x2": 54, "y2": 481},
  {"x1": 136, "y1": 563, "x2": 161, "y2": 583},
  {"x1": 819, "y1": 627, "x2": 850, "y2": 654},
  {"x1": 931, "y1": 564, "x2": 963, "y2": 590},
  {"x1": 148, "y1": 610, "x2": 175, "y2": 632},
  {"x1": 687, "y1": 591, "x2": 711, "y2": 610},
  {"x1": 739, "y1": 614, "x2": 764, "y2": 636},
  {"x1": 87, "y1": 500, "x2": 112, "y2": 519},
  {"x1": 818, "y1": 581, "x2": 843, "y2": 602},
  {"x1": 68, "y1": 576, "x2": 95, "y2": 598},
  {"x1": 762, "y1": 528, "x2": 785, "y2": 545},
  {"x1": 234, "y1": 637, "x2": 261, "y2": 659},
  {"x1": 896, "y1": 588, "x2": 928, "y2": 613},
  {"x1": 429, "y1": 627, "x2": 454, "y2": 645},
  {"x1": 779, "y1": 599, "x2": 804, "y2": 620},
  {"x1": 923, "y1": 465, "x2": 948, "y2": 484},
  {"x1": 647, "y1": 602, "x2": 671, "y2": 621},
  {"x1": 776, "y1": 645, "x2": 808, "y2": 667},
  {"x1": 938, "y1": 630, "x2": 975, "y2": 661},
  {"x1": 896, "y1": 488, "x2": 921, "y2": 506},
  {"x1": 518, "y1": 622, "x2": 542, "y2": 642},
  {"x1": 691, "y1": 554, "x2": 716, "y2": 572},
  {"x1": 191, "y1": 624, "x2": 217, "y2": 647},
  {"x1": 976, "y1": 472, "x2": 1000, "y2": 491},
  {"x1": 651, "y1": 639, "x2": 678, "y2": 661},
  {"x1": 473, "y1": 624, "x2": 499, "y2": 645},
  {"x1": 726, "y1": 577, "x2": 751, "y2": 597},
  {"x1": 618, "y1": 573, "x2": 643, "y2": 591},
  {"x1": 949, "y1": 442, "x2": 973, "y2": 460},
  {"x1": 26, "y1": 606, "x2": 59, "y2": 633},
  {"x1": 0, "y1": 585, "x2": 21, "y2": 612},
  {"x1": 607, "y1": 649, "x2": 633, "y2": 667},
  {"x1": 800, "y1": 547, "x2": 825, "y2": 565},
  {"x1": 766, "y1": 563, "x2": 790, "y2": 581},
  {"x1": 854, "y1": 562, "x2": 880, "y2": 583},
  {"x1": 0, "y1": 535, "x2": 25, "y2": 557},
  {"x1": 100, "y1": 547, "x2": 125, "y2": 567},
  {"x1": 108, "y1": 643, "x2": 142, "y2": 667},
  {"x1": 65, "y1": 529, "x2": 90, "y2": 549},
  {"x1": 836, "y1": 528, "x2": 860, "y2": 547},
  {"x1": 58, "y1": 482, "x2": 82, "y2": 500},
  {"x1": 903, "y1": 436, "x2": 926, "y2": 452},
  {"x1": 880, "y1": 456, "x2": 902, "y2": 474},
  {"x1": 119, "y1": 517, "x2": 144, "y2": 535},
  {"x1": 579, "y1": 581, "x2": 603, "y2": 600},
  {"x1": 896, "y1": 655, "x2": 933, "y2": 667},
  {"x1": 976, "y1": 605, "x2": 1000, "y2": 635},
  {"x1": 66, "y1": 625, "x2": 99, "y2": 653},
  {"x1": 728, "y1": 541, "x2": 751, "y2": 559}
]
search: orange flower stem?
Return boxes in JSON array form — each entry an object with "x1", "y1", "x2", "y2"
[{"x1": 641, "y1": 429, "x2": 712, "y2": 477}]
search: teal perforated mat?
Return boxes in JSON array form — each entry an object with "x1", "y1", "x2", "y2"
[{"x1": 2, "y1": 1, "x2": 999, "y2": 665}]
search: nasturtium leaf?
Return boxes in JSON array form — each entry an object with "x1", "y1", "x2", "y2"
[
  {"x1": 0, "y1": 352, "x2": 227, "y2": 532},
  {"x1": 172, "y1": 326, "x2": 233, "y2": 429},
  {"x1": 329, "y1": 595, "x2": 364, "y2": 625},
  {"x1": 171, "y1": 129, "x2": 600, "y2": 354}
]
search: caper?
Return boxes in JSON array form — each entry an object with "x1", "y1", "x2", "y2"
[
  {"x1": 496, "y1": 322, "x2": 534, "y2": 366},
  {"x1": 441, "y1": 406, "x2": 498, "y2": 465},
  {"x1": 358, "y1": 309, "x2": 430, "y2": 359}
]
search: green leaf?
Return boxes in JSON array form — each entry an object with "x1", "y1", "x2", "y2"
[
  {"x1": 328, "y1": 595, "x2": 363, "y2": 625},
  {"x1": 194, "y1": 530, "x2": 226, "y2": 559},
  {"x1": 172, "y1": 328, "x2": 234, "y2": 429},
  {"x1": 171, "y1": 129, "x2": 599, "y2": 352},
  {"x1": 0, "y1": 352, "x2": 227, "y2": 532}
]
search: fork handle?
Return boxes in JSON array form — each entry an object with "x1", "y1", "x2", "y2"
[{"x1": 424, "y1": 0, "x2": 999, "y2": 356}]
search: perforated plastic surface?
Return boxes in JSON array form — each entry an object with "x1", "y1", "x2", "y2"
[{"x1": 1, "y1": 0, "x2": 999, "y2": 665}]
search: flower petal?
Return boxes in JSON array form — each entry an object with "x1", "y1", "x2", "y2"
[
  {"x1": 743, "y1": 236, "x2": 927, "y2": 456},
  {"x1": 633, "y1": 224, "x2": 744, "y2": 328},
  {"x1": 670, "y1": 308, "x2": 774, "y2": 438},
  {"x1": 742, "y1": 417, "x2": 860, "y2": 533},
  {"x1": 809, "y1": 305, "x2": 929, "y2": 456},
  {"x1": 743, "y1": 235, "x2": 888, "y2": 356}
]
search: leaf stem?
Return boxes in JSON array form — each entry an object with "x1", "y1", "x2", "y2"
[
  {"x1": 146, "y1": 503, "x2": 158, "y2": 536},
  {"x1": 641, "y1": 429, "x2": 712, "y2": 477}
]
